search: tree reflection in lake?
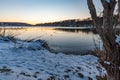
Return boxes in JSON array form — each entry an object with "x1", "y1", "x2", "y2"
[{"x1": 54, "y1": 28, "x2": 97, "y2": 34}]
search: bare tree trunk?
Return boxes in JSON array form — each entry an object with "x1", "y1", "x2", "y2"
[
  {"x1": 118, "y1": 0, "x2": 120, "y2": 24},
  {"x1": 87, "y1": 0, "x2": 120, "y2": 80},
  {"x1": 118, "y1": 0, "x2": 120, "y2": 25}
]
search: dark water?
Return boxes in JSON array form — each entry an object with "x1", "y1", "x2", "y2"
[{"x1": 0, "y1": 27, "x2": 99, "y2": 54}]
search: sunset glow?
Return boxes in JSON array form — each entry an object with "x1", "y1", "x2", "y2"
[{"x1": 0, "y1": 0, "x2": 102, "y2": 24}]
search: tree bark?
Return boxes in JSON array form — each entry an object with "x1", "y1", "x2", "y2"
[
  {"x1": 87, "y1": 0, "x2": 120, "y2": 80},
  {"x1": 118, "y1": 0, "x2": 120, "y2": 24}
]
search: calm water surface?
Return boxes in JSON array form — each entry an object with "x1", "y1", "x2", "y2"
[{"x1": 0, "y1": 27, "x2": 99, "y2": 54}]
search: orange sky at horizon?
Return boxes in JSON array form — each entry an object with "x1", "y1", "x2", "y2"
[
  {"x1": 0, "y1": 0, "x2": 102, "y2": 25},
  {"x1": 0, "y1": 16, "x2": 89, "y2": 25}
]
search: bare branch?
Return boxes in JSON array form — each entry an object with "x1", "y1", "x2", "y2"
[
  {"x1": 101, "y1": 0, "x2": 109, "y2": 8},
  {"x1": 101, "y1": 0, "x2": 116, "y2": 11},
  {"x1": 87, "y1": 0, "x2": 98, "y2": 24}
]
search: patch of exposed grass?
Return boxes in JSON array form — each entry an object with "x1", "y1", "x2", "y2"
[
  {"x1": 78, "y1": 72, "x2": 84, "y2": 78},
  {"x1": 96, "y1": 76, "x2": 107, "y2": 80},
  {"x1": 88, "y1": 77, "x2": 93, "y2": 80},
  {"x1": 20, "y1": 72, "x2": 31, "y2": 77},
  {"x1": 0, "y1": 66, "x2": 12, "y2": 73},
  {"x1": 63, "y1": 75, "x2": 70, "y2": 79},
  {"x1": 47, "y1": 76, "x2": 56, "y2": 80}
]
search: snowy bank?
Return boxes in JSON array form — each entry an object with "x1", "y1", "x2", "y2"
[
  {"x1": 0, "y1": 37, "x2": 106, "y2": 80},
  {"x1": 116, "y1": 35, "x2": 120, "y2": 45}
]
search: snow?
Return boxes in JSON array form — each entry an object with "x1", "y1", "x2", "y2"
[
  {"x1": 104, "y1": 61, "x2": 111, "y2": 65},
  {"x1": 106, "y1": 0, "x2": 110, "y2": 3},
  {"x1": 0, "y1": 37, "x2": 106, "y2": 80},
  {"x1": 116, "y1": 35, "x2": 120, "y2": 45}
]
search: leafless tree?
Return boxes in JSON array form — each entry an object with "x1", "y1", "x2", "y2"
[{"x1": 87, "y1": 0, "x2": 120, "y2": 80}]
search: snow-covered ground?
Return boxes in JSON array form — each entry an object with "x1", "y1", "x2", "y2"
[
  {"x1": 116, "y1": 35, "x2": 120, "y2": 45},
  {"x1": 0, "y1": 37, "x2": 106, "y2": 80}
]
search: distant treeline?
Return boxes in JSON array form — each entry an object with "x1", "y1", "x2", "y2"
[
  {"x1": 0, "y1": 22, "x2": 32, "y2": 26},
  {"x1": 36, "y1": 16, "x2": 119, "y2": 27},
  {"x1": 0, "y1": 16, "x2": 118, "y2": 27},
  {"x1": 36, "y1": 18, "x2": 95, "y2": 27},
  {"x1": 0, "y1": 17, "x2": 106, "y2": 27}
]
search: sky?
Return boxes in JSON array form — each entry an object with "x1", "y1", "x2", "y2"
[{"x1": 0, "y1": 0, "x2": 102, "y2": 24}]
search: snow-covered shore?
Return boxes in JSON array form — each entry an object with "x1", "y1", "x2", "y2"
[{"x1": 0, "y1": 37, "x2": 106, "y2": 80}]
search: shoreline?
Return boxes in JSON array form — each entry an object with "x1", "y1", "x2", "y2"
[{"x1": 0, "y1": 36, "x2": 106, "y2": 80}]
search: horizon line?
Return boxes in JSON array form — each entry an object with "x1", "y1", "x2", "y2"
[{"x1": 0, "y1": 17, "x2": 92, "y2": 25}]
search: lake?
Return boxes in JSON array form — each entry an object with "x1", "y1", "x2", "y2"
[{"x1": 0, "y1": 27, "x2": 100, "y2": 55}]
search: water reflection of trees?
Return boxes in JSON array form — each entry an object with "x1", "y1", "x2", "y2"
[{"x1": 54, "y1": 28, "x2": 97, "y2": 34}]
